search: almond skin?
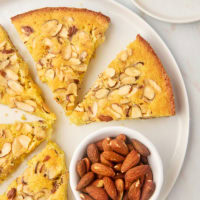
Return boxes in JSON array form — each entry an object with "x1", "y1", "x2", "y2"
[
  {"x1": 83, "y1": 157, "x2": 91, "y2": 172},
  {"x1": 123, "y1": 191, "x2": 129, "y2": 200},
  {"x1": 110, "y1": 139, "x2": 129, "y2": 156},
  {"x1": 103, "y1": 177, "x2": 118, "y2": 200},
  {"x1": 80, "y1": 193, "x2": 94, "y2": 200},
  {"x1": 102, "y1": 151, "x2": 125, "y2": 162},
  {"x1": 125, "y1": 165, "x2": 150, "y2": 183},
  {"x1": 140, "y1": 180, "x2": 156, "y2": 200},
  {"x1": 91, "y1": 163, "x2": 115, "y2": 177},
  {"x1": 92, "y1": 179, "x2": 104, "y2": 188},
  {"x1": 116, "y1": 134, "x2": 126, "y2": 141},
  {"x1": 76, "y1": 172, "x2": 95, "y2": 190},
  {"x1": 87, "y1": 144, "x2": 100, "y2": 163},
  {"x1": 146, "y1": 169, "x2": 153, "y2": 181},
  {"x1": 114, "y1": 163, "x2": 122, "y2": 172},
  {"x1": 95, "y1": 139, "x2": 104, "y2": 152},
  {"x1": 102, "y1": 137, "x2": 112, "y2": 151},
  {"x1": 128, "y1": 180, "x2": 141, "y2": 200},
  {"x1": 115, "y1": 179, "x2": 124, "y2": 200},
  {"x1": 100, "y1": 153, "x2": 113, "y2": 168},
  {"x1": 86, "y1": 185, "x2": 109, "y2": 200},
  {"x1": 76, "y1": 159, "x2": 86, "y2": 177},
  {"x1": 131, "y1": 139, "x2": 150, "y2": 157},
  {"x1": 121, "y1": 149, "x2": 140, "y2": 173}
]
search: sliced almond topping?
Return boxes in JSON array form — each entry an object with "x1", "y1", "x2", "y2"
[
  {"x1": 0, "y1": 74, "x2": 8, "y2": 87},
  {"x1": 69, "y1": 58, "x2": 81, "y2": 65},
  {"x1": 9, "y1": 54, "x2": 18, "y2": 64},
  {"x1": 16, "y1": 123, "x2": 22, "y2": 131},
  {"x1": 127, "y1": 48, "x2": 133, "y2": 56},
  {"x1": 111, "y1": 104, "x2": 123, "y2": 114},
  {"x1": 118, "y1": 85, "x2": 132, "y2": 95},
  {"x1": 95, "y1": 89, "x2": 109, "y2": 99},
  {"x1": 5, "y1": 69, "x2": 19, "y2": 81},
  {"x1": 71, "y1": 64, "x2": 87, "y2": 72},
  {"x1": 120, "y1": 51, "x2": 128, "y2": 62},
  {"x1": 46, "y1": 53, "x2": 56, "y2": 60},
  {"x1": 127, "y1": 87, "x2": 138, "y2": 97},
  {"x1": 80, "y1": 51, "x2": 88, "y2": 61},
  {"x1": 6, "y1": 88, "x2": 16, "y2": 95},
  {"x1": 24, "y1": 100, "x2": 37, "y2": 107},
  {"x1": 130, "y1": 105, "x2": 142, "y2": 118},
  {"x1": 91, "y1": 102, "x2": 98, "y2": 117},
  {"x1": 0, "y1": 41, "x2": 6, "y2": 50},
  {"x1": 46, "y1": 69, "x2": 55, "y2": 80},
  {"x1": 0, "y1": 143, "x2": 11, "y2": 158},
  {"x1": 23, "y1": 124, "x2": 33, "y2": 132},
  {"x1": 72, "y1": 52, "x2": 78, "y2": 58},
  {"x1": 0, "y1": 60, "x2": 10, "y2": 69},
  {"x1": 63, "y1": 45, "x2": 72, "y2": 60},
  {"x1": 18, "y1": 135, "x2": 31, "y2": 149},
  {"x1": 107, "y1": 107, "x2": 121, "y2": 119},
  {"x1": 75, "y1": 106, "x2": 84, "y2": 112},
  {"x1": 15, "y1": 101, "x2": 35, "y2": 112},
  {"x1": 125, "y1": 67, "x2": 141, "y2": 77},
  {"x1": 59, "y1": 26, "x2": 69, "y2": 38},
  {"x1": 108, "y1": 79, "x2": 117, "y2": 88},
  {"x1": 42, "y1": 20, "x2": 62, "y2": 36},
  {"x1": 8, "y1": 80, "x2": 24, "y2": 93},
  {"x1": 147, "y1": 79, "x2": 161, "y2": 92},
  {"x1": 144, "y1": 86, "x2": 155, "y2": 100},
  {"x1": 120, "y1": 99, "x2": 130, "y2": 104},
  {"x1": 43, "y1": 38, "x2": 52, "y2": 47},
  {"x1": 34, "y1": 126, "x2": 46, "y2": 140},
  {"x1": 48, "y1": 166, "x2": 61, "y2": 179},
  {"x1": 121, "y1": 76, "x2": 136, "y2": 85},
  {"x1": 67, "y1": 83, "x2": 78, "y2": 96},
  {"x1": 105, "y1": 68, "x2": 115, "y2": 77}
]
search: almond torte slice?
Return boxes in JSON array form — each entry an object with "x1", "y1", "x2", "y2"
[
  {"x1": 11, "y1": 7, "x2": 110, "y2": 115},
  {"x1": 0, "y1": 121, "x2": 52, "y2": 183},
  {"x1": 70, "y1": 35, "x2": 175, "y2": 125},
  {"x1": 0, "y1": 25, "x2": 56, "y2": 125},
  {"x1": 0, "y1": 142, "x2": 68, "y2": 200}
]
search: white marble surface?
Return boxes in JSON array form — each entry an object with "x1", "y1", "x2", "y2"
[{"x1": 115, "y1": 0, "x2": 200, "y2": 199}]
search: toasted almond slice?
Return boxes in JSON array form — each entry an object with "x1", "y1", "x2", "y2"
[
  {"x1": 42, "y1": 20, "x2": 62, "y2": 36},
  {"x1": 33, "y1": 126, "x2": 46, "y2": 140},
  {"x1": 120, "y1": 51, "x2": 128, "y2": 62},
  {"x1": 118, "y1": 85, "x2": 131, "y2": 95},
  {"x1": 147, "y1": 79, "x2": 161, "y2": 92},
  {"x1": 95, "y1": 89, "x2": 109, "y2": 99},
  {"x1": 121, "y1": 76, "x2": 136, "y2": 85},
  {"x1": 18, "y1": 135, "x2": 31, "y2": 149},
  {"x1": 46, "y1": 69, "x2": 55, "y2": 80},
  {"x1": 105, "y1": 68, "x2": 115, "y2": 77},
  {"x1": 130, "y1": 105, "x2": 142, "y2": 118},
  {"x1": 144, "y1": 86, "x2": 155, "y2": 100},
  {"x1": 24, "y1": 99, "x2": 37, "y2": 107},
  {"x1": 5, "y1": 69, "x2": 19, "y2": 80},
  {"x1": 59, "y1": 26, "x2": 69, "y2": 38},
  {"x1": 43, "y1": 38, "x2": 52, "y2": 47},
  {"x1": 9, "y1": 54, "x2": 18, "y2": 64},
  {"x1": 111, "y1": 104, "x2": 123, "y2": 114},
  {"x1": 8, "y1": 80, "x2": 24, "y2": 93},
  {"x1": 75, "y1": 106, "x2": 84, "y2": 112},
  {"x1": 15, "y1": 101, "x2": 35, "y2": 112},
  {"x1": 108, "y1": 79, "x2": 117, "y2": 88},
  {"x1": 67, "y1": 83, "x2": 78, "y2": 96},
  {"x1": 127, "y1": 48, "x2": 133, "y2": 56},
  {"x1": 125, "y1": 67, "x2": 141, "y2": 77},
  {"x1": 91, "y1": 102, "x2": 98, "y2": 117},
  {"x1": 0, "y1": 41, "x2": 6, "y2": 49},
  {"x1": 63, "y1": 45, "x2": 72, "y2": 60},
  {"x1": 80, "y1": 51, "x2": 88, "y2": 61},
  {"x1": 69, "y1": 58, "x2": 81, "y2": 65},
  {"x1": 0, "y1": 143, "x2": 11, "y2": 158},
  {"x1": 0, "y1": 60, "x2": 10, "y2": 69},
  {"x1": 23, "y1": 124, "x2": 33, "y2": 132},
  {"x1": 71, "y1": 64, "x2": 87, "y2": 72}
]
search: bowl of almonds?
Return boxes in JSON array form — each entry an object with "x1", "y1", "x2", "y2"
[{"x1": 69, "y1": 126, "x2": 163, "y2": 200}]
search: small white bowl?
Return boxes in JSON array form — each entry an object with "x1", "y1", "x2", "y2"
[{"x1": 70, "y1": 126, "x2": 163, "y2": 200}]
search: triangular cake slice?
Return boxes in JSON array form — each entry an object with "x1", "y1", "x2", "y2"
[
  {"x1": 70, "y1": 35, "x2": 175, "y2": 125},
  {"x1": 0, "y1": 121, "x2": 52, "y2": 183},
  {"x1": 0, "y1": 142, "x2": 68, "y2": 200},
  {"x1": 11, "y1": 7, "x2": 110, "y2": 115},
  {"x1": 0, "y1": 25, "x2": 56, "y2": 124}
]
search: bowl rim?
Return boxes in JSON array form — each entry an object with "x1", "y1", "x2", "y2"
[{"x1": 69, "y1": 126, "x2": 163, "y2": 200}]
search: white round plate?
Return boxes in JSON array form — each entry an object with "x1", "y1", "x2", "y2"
[
  {"x1": 0, "y1": 0, "x2": 189, "y2": 199},
  {"x1": 131, "y1": 0, "x2": 200, "y2": 23}
]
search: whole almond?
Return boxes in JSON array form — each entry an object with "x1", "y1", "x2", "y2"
[
  {"x1": 86, "y1": 185, "x2": 109, "y2": 200},
  {"x1": 92, "y1": 179, "x2": 104, "y2": 188},
  {"x1": 87, "y1": 144, "x2": 100, "y2": 163},
  {"x1": 113, "y1": 173, "x2": 124, "y2": 180},
  {"x1": 80, "y1": 193, "x2": 94, "y2": 200},
  {"x1": 76, "y1": 172, "x2": 95, "y2": 190},
  {"x1": 95, "y1": 139, "x2": 104, "y2": 152},
  {"x1": 114, "y1": 163, "x2": 122, "y2": 172},
  {"x1": 146, "y1": 169, "x2": 153, "y2": 181},
  {"x1": 125, "y1": 179, "x2": 132, "y2": 190},
  {"x1": 140, "y1": 180, "x2": 155, "y2": 200},
  {"x1": 91, "y1": 163, "x2": 115, "y2": 177},
  {"x1": 141, "y1": 156, "x2": 149, "y2": 164},
  {"x1": 125, "y1": 165, "x2": 150, "y2": 183},
  {"x1": 127, "y1": 143, "x2": 134, "y2": 151},
  {"x1": 116, "y1": 134, "x2": 126, "y2": 141},
  {"x1": 115, "y1": 179, "x2": 124, "y2": 200},
  {"x1": 76, "y1": 159, "x2": 86, "y2": 177},
  {"x1": 102, "y1": 151, "x2": 125, "y2": 162},
  {"x1": 128, "y1": 180, "x2": 141, "y2": 200},
  {"x1": 102, "y1": 137, "x2": 112, "y2": 151},
  {"x1": 83, "y1": 157, "x2": 91, "y2": 172},
  {"x1": 132, "y1": 139, "x2": 150, "y2": 157},
  {"x1": 121, "y1": 149, "x2": 140, "y2": 173},
  {"x1": 103, "y1": 177, "x2": 118, "y2": 200},
  {"x1": 100, "y1": 154, "x2": 113, "y2": 167},
  {"x1": 110, "y1": 139, "x2": 129, "y2": 155}
]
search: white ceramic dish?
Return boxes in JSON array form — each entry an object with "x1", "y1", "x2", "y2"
[
  {"x1": 0, "y1": 0, "x2": 189, "y2": 199},
  {"x1": 131, "y1": 0, "x2": 200, "y2": 23},
  {"x1": 70, "y1": 126, "x2": 163, "y2": 200}
]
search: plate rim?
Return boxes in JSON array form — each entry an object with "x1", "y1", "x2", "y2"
[{"x1": 131, "y1": 0, "x2": 200, "y2": 23}]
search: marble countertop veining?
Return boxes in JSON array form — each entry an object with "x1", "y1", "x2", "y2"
[{"x1": 115, "y1": 0, "x2": 200, "y2": 199}]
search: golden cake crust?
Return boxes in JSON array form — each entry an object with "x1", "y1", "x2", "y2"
[
  {"x1": 11, "y1": 7, "x2": 110, "y2": 24},
  {"x1": 136, "y1": 35, "x2": 175, "y2": 115}
]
